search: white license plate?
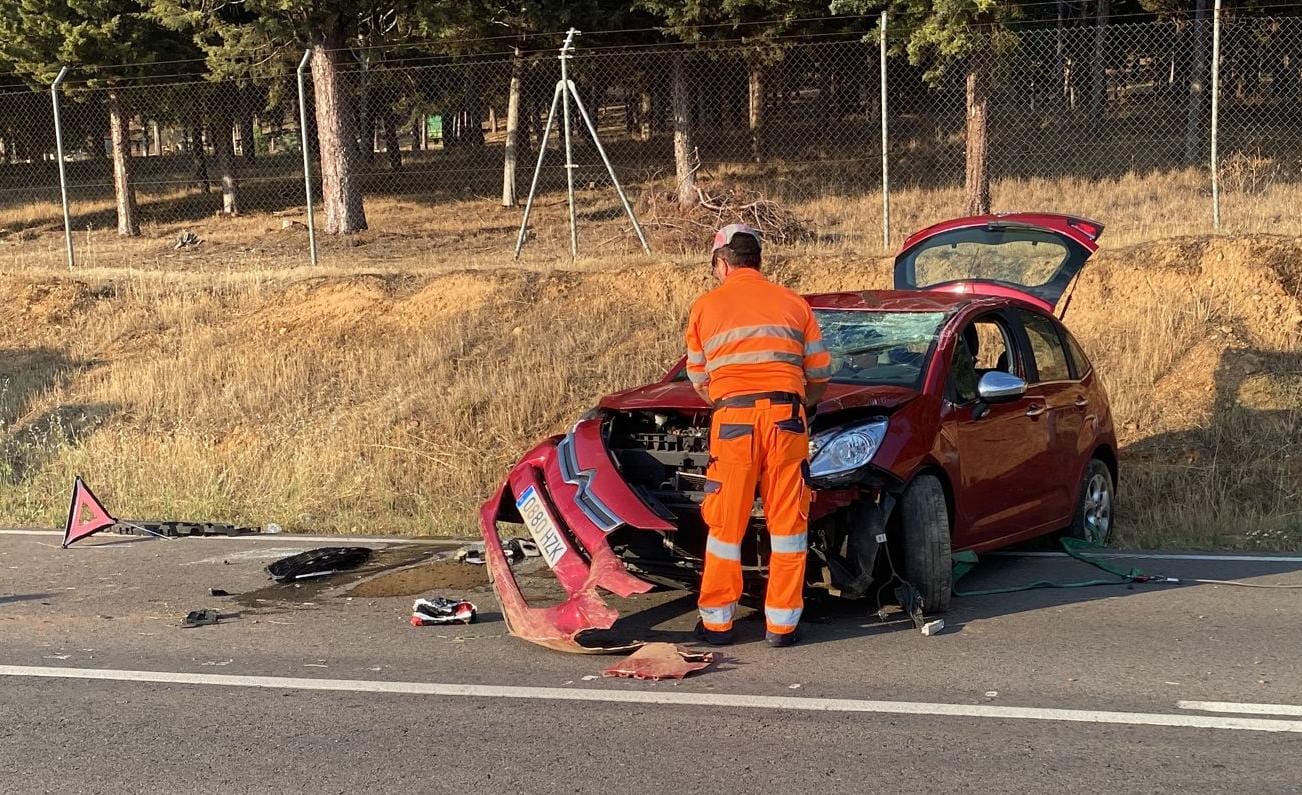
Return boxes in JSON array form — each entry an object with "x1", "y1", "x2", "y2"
[{"x1": 515, "y1": 485, "x2": 567, "y2": 568}]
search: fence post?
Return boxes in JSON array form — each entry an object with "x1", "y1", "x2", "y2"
[
  {"x1": 296, "y1": 49, "x2": 319, "y2": 266},
  {"x1": 50, "y1": 66, "x2": 74, "y2": 270},
  {"x1": 559, "y1": 28, "x2": 580, "y2": 260},
  {"x1": 879, "y1": 12, "x2": 891, "y2": 253},
  {"x1": 1210, "y1": 0, "x2": 1221, "y2": 231}
]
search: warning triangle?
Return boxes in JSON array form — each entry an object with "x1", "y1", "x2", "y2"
[{"x1": 62, "y1": 476, "x2": 117, "y2": 548}]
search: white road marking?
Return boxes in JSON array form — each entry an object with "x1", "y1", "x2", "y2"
[
  {"x1": 1178, "y1": 700, "x2": 1302, "y2": 717},
  {"x1": 0, "y1": 529, "x2": 455, "y2": 545},
  {"x1": 990, "y1": 550, "x2": 1302, "y2": 563},
  {"x1": 3, "y1": 665, "x2": 1302, "y2": 733}
]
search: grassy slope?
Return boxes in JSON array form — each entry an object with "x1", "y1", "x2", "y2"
[{"x1": 0, "y1": 233, "x2": 1299, "y2": 548}]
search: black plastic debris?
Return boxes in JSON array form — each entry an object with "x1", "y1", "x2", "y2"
[
  {"x1": 409, "y1": 596, "x2": 477, "y2": 627},
  {"x1": 114, "y1": 522, "x2": 262, "y2": 538},
  {"x1": 182, "y1": 609, "x2": 240, "y2": 628},
  {"x1": 266, "y1": 547, "x2": 373, "y2": 583}
]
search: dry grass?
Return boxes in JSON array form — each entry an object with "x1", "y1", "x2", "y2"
[{"x1": 0, "y1": 175, "x2": 1300, "y2": 549}]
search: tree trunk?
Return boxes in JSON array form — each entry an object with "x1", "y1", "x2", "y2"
[
  {"x1": 672, "y1": 55, "x2": 697, "y2": 208},
  {"x1": 190, "y1": 125, "x2": 210, "y2": 192},
  {"x1": 239, "y1": 85, "x2": 257, "y2": 162},
  {"x1": 502, "y1": 48, "x2": 523, "y2": 207},
  {"x1": 1056, "y1": 1, "x2": 1067, "y2": 105},
  {"x1": 214, "y1": 116, "x2": 239, "y2": 215},
  {"x1": 1184, "y1": 0, "x2": 1210, "y2": 163},
  {"x1": 748, "y1": 61, "x2": 764, "y2": 163},
  {"x1": 311, "y1": 37, "x2": 368, "y2": 234},
  {"x1": 639, "y1": 88, "x2": 653, "y2": 142},
  {"x1": 963, "y1": 47, "x2": 992, "y2": 216},
  {"x1": 107, "y1": 90, "x2": 140, "y2": 237},
  {"x1": 383, "y1": 111, "x2": 401, "y2": 172},
  {"x1": 1088, "y1": 0, "x2": 1110, "y2": 130}
]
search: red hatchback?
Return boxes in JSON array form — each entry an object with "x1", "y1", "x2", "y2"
[{"x1": 480, "y1": 213, "x2": 1117, "y2": 651}]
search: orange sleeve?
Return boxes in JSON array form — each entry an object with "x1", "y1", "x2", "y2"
[
  {"x1": 802, "y1": 303, "x2": 832, "y2": 383},
  {"x1": 685, "y1": 300, "x2": 709, "y2": 389}
]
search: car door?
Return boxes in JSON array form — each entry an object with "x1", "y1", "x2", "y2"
[
  {"x1": 945, "y1": 311, "x2": 1054, "y2": 546},
  {"x1": 1013, "y1": 310, "x2": 1085, "y2": 530}
]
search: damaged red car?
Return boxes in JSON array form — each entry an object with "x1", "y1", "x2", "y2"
[{"x1": 481, "y1": 213, "x2": 1118, "y2": 651}]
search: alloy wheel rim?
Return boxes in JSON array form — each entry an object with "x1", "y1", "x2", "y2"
[{"x1": 1081, "y1": 472, "x2": 1112, "y2": 544}]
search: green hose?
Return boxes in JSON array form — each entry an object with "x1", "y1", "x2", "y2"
[{"x1": 952, "y1": 537, "x2": 1150, "y2": 597}]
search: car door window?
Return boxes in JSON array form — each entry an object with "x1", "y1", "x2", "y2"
[
  {"x1": 1020, "y1": 312, "x2": 1072, "y2": 383},
  {"x1": 949, "y1": 315, "x2": 1017, "y2": 404},
  {"x1": 1062, "y1": 328, "x2": 1093, "y2": 379}
]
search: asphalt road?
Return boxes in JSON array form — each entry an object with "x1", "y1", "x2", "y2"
[{"x1": 3, "y1": 529, "x2": 1302, "y2": 793}]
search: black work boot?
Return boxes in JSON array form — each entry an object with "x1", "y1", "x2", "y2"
[
  {"x1": 693, "y1": 620, "x2": 734, "y2": 646},
  {"x1": 765, "y1": 628, "x2": 800, "y2": 648}
]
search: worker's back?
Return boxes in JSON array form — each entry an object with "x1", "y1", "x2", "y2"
[{"x1": 687, "y1": 268, "x2": 824, "y2": 401}]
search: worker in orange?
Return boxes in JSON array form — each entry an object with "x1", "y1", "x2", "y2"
[{"x1": 685, "y1": 224, "x2": 832, "y2": 647}]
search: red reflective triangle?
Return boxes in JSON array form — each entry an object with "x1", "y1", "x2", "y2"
[{"x1": 62, "y1": 476, "x2": 117, "y2": 548}]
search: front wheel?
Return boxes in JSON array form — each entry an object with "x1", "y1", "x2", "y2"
[
  {"x1": 1065, "y1": 458, "x2": 1115, "y2": 546},
  {"x1": 899, "y1": 474, "x2": 952, "y2": 612}
]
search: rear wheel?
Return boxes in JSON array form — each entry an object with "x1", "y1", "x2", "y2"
[
  {"x1": 899, "y1": 474, "x2": 952, "y2": 612},
  {"x1": 1065, "y1": 459, "x2": 1114, "y2": 546}
]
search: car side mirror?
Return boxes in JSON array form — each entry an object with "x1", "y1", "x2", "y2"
[{"x1": 977, "y1": 371, "x2": 1027, "y2": 403}]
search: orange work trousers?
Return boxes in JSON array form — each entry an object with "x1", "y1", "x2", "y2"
[{"x1": 698, "y1": 397, "x2": 810, "y2": 636}]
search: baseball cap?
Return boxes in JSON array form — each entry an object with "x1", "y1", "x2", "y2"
[{"x1": 711, "y1": 223, "x2": 763, "y2": 256}]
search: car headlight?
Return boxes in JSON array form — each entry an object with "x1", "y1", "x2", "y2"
[{"x1": 808, "y1": 419, "x2": 889, "y2": 479}]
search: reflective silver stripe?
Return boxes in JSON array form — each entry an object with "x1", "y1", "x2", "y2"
[
  {"x1": 765, "y1": 606, "x2": 802, "y2": 628},
  {"x1": 703, "y1": 324, "x2": 804, "y2": 356},
  {"x1": 699, "y1": 604, "x2": 735, "y2": 625},
  {"x1": 804, "y1": 339, "x2": 828, "y2": 357},
  {"x1": 706, "y1": 350, "x2": 804, "y2": 373},
  {"x1": 770, "y1": 532, "x2": 807, "y2": 554},
  {"x1": 687, "y1": 350, "x2": 706, "y2": 366},
  {"x1": 706, "y1": 536, "x2": 742, "y2": 561},
  {"x1": 687, "y1": 368, "x2": 710, "y2": 386},
  {"x1": 806, "y1": 364, "x2": 834, "y2": 380}
]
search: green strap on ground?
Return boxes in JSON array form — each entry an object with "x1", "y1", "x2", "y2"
[{"x1": 952, "y1": 538, "x2": 1148, "y2": 597}]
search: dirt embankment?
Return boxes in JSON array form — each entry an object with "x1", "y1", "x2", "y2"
[{"x1": 0, "y1": 235, "x2": 1299, "y2": 548}]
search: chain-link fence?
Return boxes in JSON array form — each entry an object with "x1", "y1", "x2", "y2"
[{"x1": 1, "y1": 14, "x2": 1299, "y2": 269}]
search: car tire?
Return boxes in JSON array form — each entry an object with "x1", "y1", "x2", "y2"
[
  {"x1": 1065, "y1": 458, "x2": 1115, "y2": 546},
  {"x1": 900, "y1": 473, "x2": 952, "y2": 613}
]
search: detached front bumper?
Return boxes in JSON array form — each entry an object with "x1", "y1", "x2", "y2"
[{"x1": 479, "y1": 417, "x2": 674, "y2": 653}]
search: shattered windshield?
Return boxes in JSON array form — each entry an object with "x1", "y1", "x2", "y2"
[
  {"x1": 673, "y1": 309, "x2": 946, "y2": 388},
  {"x1": 813, "y1": 310, "x2": 946, "y2": 387}
]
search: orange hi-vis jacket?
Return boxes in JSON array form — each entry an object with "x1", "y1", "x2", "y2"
[{"x1": 685, "y1": 268, "x2": 833, "y2": 401}]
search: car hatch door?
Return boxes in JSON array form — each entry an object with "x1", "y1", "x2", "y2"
[{"x1": 894, "y1": 213, "x2": 1104, "y2": 315}]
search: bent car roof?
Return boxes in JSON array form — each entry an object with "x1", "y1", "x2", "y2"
[{"x1": 805, "y1": 289, "x2": 997, "y2": 312}]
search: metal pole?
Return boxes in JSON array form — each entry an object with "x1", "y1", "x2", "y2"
[
  {"x1": 513, "y1": 82, "x2": 564, "y2": 260},
  {"x1": 879, "y1": 12, "x2": 891, "y2": 252},
  {"x1": 296, "y1": 49, "x2": 319, "y2": 266},
  {"x1": 559, "y1": 28, "x2": 579, "y2": 260},
  {"x1": 1210, "y1": 0, "x2": 1221, "y2": 231},
  {"x1": 50, "y1": 66, "x2": 74, "y2": 270},
  {"x1": 566, "y1": 82, "x2": 651, "y2": 255}
]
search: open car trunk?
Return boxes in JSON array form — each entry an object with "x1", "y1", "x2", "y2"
[{"x1": 894, "y1": 212, "x2": 1104, "y2": 315}]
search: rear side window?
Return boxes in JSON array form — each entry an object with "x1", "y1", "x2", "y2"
[
  {"x1": 1063, "y1": 329, "x2": 1093, "y2": 378},
  {"x1": 1020, "y1": 312, "x2": 1072, "y2": 383}
]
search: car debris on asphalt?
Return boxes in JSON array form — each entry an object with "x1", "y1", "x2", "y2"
[
  {"x1": 266, "y1": 547, "x2": 373, "y2": 583},
  {"x1": 601, "y1": 643, "x2": 715, "y2": 681},
  {"x1": 455, "y1": 538, "x2": 539, "y2": 566},
  {"x1": 181, "y1": 609, "x2": 241, "y2": 628},
  {"x1": 409, "y1": 596, "x2": 478, "y2": 627}
]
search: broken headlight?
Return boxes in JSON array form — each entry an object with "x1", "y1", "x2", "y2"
[{"x1": 808, "y1": 418, "x2": 889, "y2": 479}]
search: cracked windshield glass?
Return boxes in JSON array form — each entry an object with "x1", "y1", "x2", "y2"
[{"x1": 814, "y1": 310, "x2": 947, "y2": 387}]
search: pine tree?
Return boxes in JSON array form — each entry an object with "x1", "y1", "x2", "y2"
[{"x1": 0, "y1": 0, "x2": 199, "y2": 236}]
